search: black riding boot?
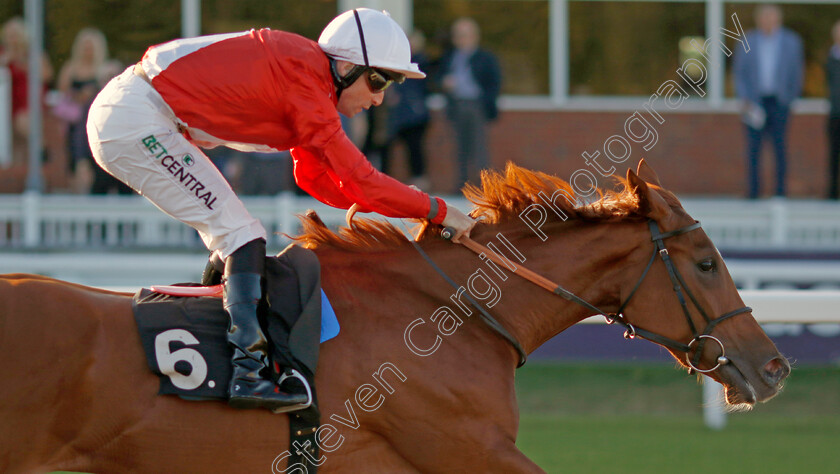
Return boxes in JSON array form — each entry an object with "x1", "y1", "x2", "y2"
[
  {"x1": 224, "y1": 239, "x2": 308, "y2": 410},
  {"x1": 202, "y1": 251, "x2": 224, "y2": 286}
]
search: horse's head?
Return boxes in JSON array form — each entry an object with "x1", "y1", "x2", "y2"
[
  {"x1": 454, "y1": 161, "x2": 788, "y2": 409},
  {"x1": 616, "y1": 160, "x2": 789, "y2": 409}
]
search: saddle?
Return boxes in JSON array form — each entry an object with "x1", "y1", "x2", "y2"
[{"x1": 132, "y1": 244, "x2": 338, "y2": 471}]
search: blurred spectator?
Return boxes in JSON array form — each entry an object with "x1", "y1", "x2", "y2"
[
  {"x1": 1, "y1": 16, "x2": 53, "y2": 165},
  {"x1": 826, "y1": 20, "x2": 840, "y2": 200},
  {"x1": 235, "y1": 151, "x2": 293, "y2": 196},
  {"x1": 439, "y1": 17, "x2": 501, "y2": 191},
  {"x1": 733, "y1": 4, "x2": 803, "y2": 199},
  {"x1": 56, "y1": 28, "x2": 108, "y2": 193},
  {"x1": 89, "y1": 59, "x2": 133, "y2": 195},
  {"x1": 341, "y1": 110, "x2": 368, "y2": 148},
  {"x1": 361, "y1": 97, "x2": 389, "y2": 171},
  {"x1": 386, "y1": 30, "x2": 431, "y2": 190}
]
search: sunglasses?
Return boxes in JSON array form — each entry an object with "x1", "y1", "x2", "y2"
[
  {"x1": 366, "y1": 68, "x2": 405, "y2": 92},
  {"x1": 342, "y1": 65, "x2": 406, "y2": 93}
]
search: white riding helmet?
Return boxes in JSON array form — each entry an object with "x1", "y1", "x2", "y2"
[{"x1": 319, "y1": 8, "x2": 425, "y2": 79}]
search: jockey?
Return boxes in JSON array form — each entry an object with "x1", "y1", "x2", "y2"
[{"x1": 86, "y1": 8, "x2": 476, "y2": 412}]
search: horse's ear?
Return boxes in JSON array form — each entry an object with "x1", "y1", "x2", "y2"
[
  {"x1": 627, "y1": 168, "x2": 670, "y2": 220},
  {"x1": 636, "y1": 159, "x2": 662, "y2": 187}
]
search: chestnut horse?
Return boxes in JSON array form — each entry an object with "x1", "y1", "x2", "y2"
[{"x1": 0, "y1": 162, "x2": 789, "y2": 473}]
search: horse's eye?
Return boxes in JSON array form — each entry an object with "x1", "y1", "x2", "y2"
[{"x1": 697, "y1": 258, "x2": 717, "y2": 273}]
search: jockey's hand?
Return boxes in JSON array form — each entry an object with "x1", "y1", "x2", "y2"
[{"x1": 441, "y1": 206, "x2": 476, "y2": 243}]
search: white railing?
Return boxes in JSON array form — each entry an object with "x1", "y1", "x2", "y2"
[
  {"x1": 581, "y1": 289, "x2": 840, "y2": 430},
  {"x1": 680, "y1": 198, "x2": 840, "y2": 250},
  {"x1": 709, "y1": 290, "x2": 839, "y2": 430},
  {"x1": 0, "y1": 67, "x2": 12, "y2": 168},
  {"x1": 4, "y1": 252, "x2": 840, "y2": 291},
  {"x1": 726, "y1": 260, "x2": 840, "y2": 290},
  {"x1": 2, "y1": 194, "x2": 840, "y2": 251},
  {"x1": 0, "y1": 192, "x2": 410, "y2": 249},
  {"x1": 0, "y1": 252, "x2": 208, "y2": 287}
]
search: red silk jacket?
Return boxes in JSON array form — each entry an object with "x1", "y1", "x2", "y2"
[{"x1": 141, "y1": 29, "x2": 446, "y2": 223}]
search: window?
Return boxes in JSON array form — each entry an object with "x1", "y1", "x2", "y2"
[
  {"x1": 569, "y1": 1, "x2": 706, "y2": 96},
  {"x1": 18, "y1": 0, "x2": 840, "y2": 104},
  {"x1": 203, "y1": 0, "x2": 338, "y2": 40},
  {"x1": 41, "y1": 0, "x2": 338, "y2": 68},
  {"x1": 414, "y1": 0, "x2": 550, "y2": 95}
]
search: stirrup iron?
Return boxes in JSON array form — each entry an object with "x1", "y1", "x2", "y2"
[{"x1": 271, "y1": 368, "x2": 313, "y2": 414}]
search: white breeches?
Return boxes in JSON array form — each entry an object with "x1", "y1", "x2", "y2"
[{"x1": 86, "y1": 66, "x2": 266, "y2": 259}]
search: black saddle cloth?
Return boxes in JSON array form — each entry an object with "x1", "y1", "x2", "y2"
[{"x1": 133, "y1": 244, "x2": 323, "y2": 401}]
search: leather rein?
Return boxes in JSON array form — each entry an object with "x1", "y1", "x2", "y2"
[{"x1": 421, "y1": 219, "x2": 752, "y2": 373}]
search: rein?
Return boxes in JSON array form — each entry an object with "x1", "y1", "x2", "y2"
[
  {"x1": 410, "y1": 240, "x2": 529, "y2": 367},
  {"x1": 429, "y1": 220, "x2": 752, "y2": 374}
]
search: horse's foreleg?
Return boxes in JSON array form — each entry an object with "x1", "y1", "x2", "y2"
[
  {"x1": 489, "y1": 442, "x2": 545, "y2": 474},
  {"x1": 389, "y1": 423, "x2": 545, "y2": 473},
  {"x1": 427, "y1": 441, "x2": 545, "y2": 474}
]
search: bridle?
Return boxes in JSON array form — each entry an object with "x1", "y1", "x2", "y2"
[
  {"x1": 424, "y1": 219, "x2": 752, "y2": 372},
  {"x1": 607, "y1": 220, "x2": 751, "y2": 373}
]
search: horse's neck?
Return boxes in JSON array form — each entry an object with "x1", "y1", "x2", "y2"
[
  {"x1": 315, "y1": 219, "x2": 642, "y2": 362},
  {"x1": 467, "y1": 220, "x2": 644, "y2": 354}
]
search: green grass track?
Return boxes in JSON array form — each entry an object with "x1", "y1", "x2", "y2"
[{"x1": 515, "y1": 362, "x2": 840, "y2": 474}]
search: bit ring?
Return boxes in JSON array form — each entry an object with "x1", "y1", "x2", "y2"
[{"x1": 685, "y1": 335, "x2": 727, "y2": 374}]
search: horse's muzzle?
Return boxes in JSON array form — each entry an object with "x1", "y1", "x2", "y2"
[{"x1": 762, "y1": 356, "x2": 791, "y2": 388}]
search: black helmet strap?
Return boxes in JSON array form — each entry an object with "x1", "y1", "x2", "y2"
[{"x1": 329, "y1": 9, "x2": 371, "y2": 99}]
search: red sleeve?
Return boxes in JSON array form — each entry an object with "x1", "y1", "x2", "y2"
[
  {"x1": 291, "y1": 147, "x2": 356, "y2": 209},
  {"x1": 291, "y1": 137, "x2": 447, "y2": 224},
  {"x1": 287, "y1": 79, "x2": 446, "y2": 224}
]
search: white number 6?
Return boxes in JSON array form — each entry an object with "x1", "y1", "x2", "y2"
[{"x1": 154, "y1": 329, "x2": 208, "y2": 390}]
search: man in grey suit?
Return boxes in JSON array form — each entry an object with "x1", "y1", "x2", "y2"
[
  {"x1": 733, "y1": 4, "x2": 804, "y2": 198},
  {"x1": 440, "y1": 18, "x2": 502, "y2": 192}
]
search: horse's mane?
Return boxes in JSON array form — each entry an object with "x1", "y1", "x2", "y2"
[{"x1": 294, "y1": 163, "x2": 681, "y2": 252}]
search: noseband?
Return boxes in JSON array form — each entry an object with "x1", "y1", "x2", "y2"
[{"x1": 423, "y1": 220, "x2": 752, "y2": 372}]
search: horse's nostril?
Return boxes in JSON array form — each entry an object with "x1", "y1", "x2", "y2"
[{"x1": 762, "y1": 357, "x2": 791, "y2": 386}]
